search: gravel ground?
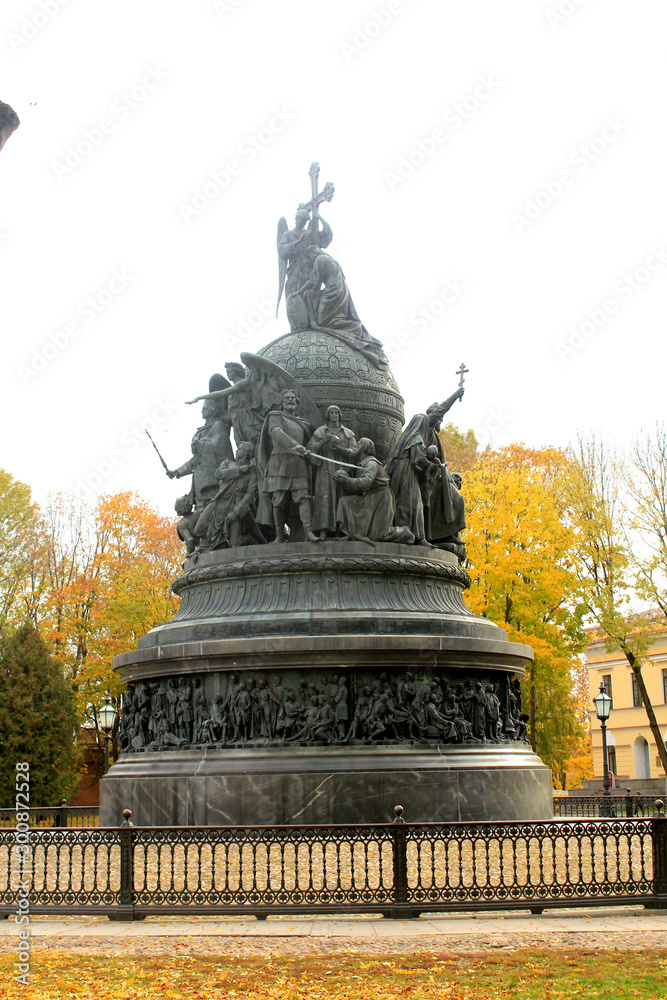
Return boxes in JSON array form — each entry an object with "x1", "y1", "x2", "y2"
[{"x1": 1, "y1": 931, "x2": 667, "y2": 957}]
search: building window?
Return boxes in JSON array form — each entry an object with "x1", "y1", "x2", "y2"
[
  {"x1": 663, "y1": 668, "x2": 667, "y2": 704},
  {"x1": 602, "y1": 674, "x2": 613, "y2": 707},
  {"x1": 632, "y1": 674, "x2": 643, "y2": 708},
  {"x1": 607, "y1": 746, "x2": 617, "y2": 775}
]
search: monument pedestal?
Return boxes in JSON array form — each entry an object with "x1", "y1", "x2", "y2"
[
  {"x1": 100, "y1": 542, "x2": 552, "y2": 826},
  {"x1": 101, "y1": 744, "x2": 551, "y2": 826}
]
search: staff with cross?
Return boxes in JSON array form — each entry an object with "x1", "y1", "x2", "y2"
[{"x1": 456, "y1": 363, "x2": 469, "y2": 398}]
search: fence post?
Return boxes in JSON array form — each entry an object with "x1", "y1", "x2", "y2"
[
  {"x1": 626, "y1": 788, "x2": 634, "y2": 818},
  {"x1": 109, "y1": 808, "x2": 144, "y2": 921},
  {"x1": 54, "y1": 799, "x2": 67, "y2": 829},
  {"x1": 650, "y1": 800, "x2": 667, "y2": 910},
  {"x1": 389, "y1": 805, "x2": 419, "y2": 919}
]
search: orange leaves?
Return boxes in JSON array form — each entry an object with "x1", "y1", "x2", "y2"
[
  {"x1": 0, "y1": 949, "x2": 663, "y2": 999},
  {"x1": 34, "y1": 491, "x2": 182, "y2": 726}
]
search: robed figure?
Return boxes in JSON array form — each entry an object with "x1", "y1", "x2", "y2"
[
  {"x1": 385, "y1": 389, "x2": 465, "y2": 546},
  {"x1": 332, "y1": 438, "x2": 414, "y2": 545},
  {"x1": 307, "y1": 405, "x2": 357, "y2": 539}
]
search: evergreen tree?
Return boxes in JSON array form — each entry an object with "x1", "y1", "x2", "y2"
[{"x1": 0, "y1": 623, "x2": 78, "y2": 807}]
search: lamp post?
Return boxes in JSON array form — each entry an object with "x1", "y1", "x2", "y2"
[
  {"x1": 98, "y1": 695, "x2": 117, "y2": 775},
  {"x1": 593, "y1": 681, "x2": 612, "y2": 812}
]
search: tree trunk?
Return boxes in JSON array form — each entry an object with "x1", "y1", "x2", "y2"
[{"x1": 623, "y1": 646, "x2": 667, "y2": 776}]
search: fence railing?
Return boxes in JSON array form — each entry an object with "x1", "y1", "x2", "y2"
[
  {"x1": 553, "y1": 793, "x2": 662, "y2": 818},
  {"x1": 0, "y1": 804, "x2": 99, "y2": 829},
  {"x1": 0, "y1": 805, "x2": 665, "y2": 920}
]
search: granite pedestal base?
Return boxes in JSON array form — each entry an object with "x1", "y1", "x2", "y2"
[
  {"x1": 103, "y1": 542, "x2": 551, "y2": 827},
  {"x1": 100, "y1": 744, "x2": 552, "y2": 826}
]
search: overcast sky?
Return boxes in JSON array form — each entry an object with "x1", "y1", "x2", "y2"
[{"x1": 2, "y1": 0, "x2": 666, "y2": 516}]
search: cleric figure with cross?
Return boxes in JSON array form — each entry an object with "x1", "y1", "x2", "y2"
[{"x1": 385, "y1": 365, "x2": 468, "y2": 549}]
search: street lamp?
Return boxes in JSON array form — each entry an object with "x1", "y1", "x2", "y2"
[
  {"x1": 593, "y1": 682, "x2": 612, "y2": 804},
  {"x1": 98, "y1": 695, "x2": 117, "y2": 775}
]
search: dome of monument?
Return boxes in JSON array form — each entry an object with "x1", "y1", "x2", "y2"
[{"x1": 259, "y1": 328, "x2": 405, "y2": 462}]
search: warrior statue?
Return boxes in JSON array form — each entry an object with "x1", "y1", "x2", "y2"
[
  {"x1": 255, "y1": 388, "x2": 318, "y2": 543},
  {"x1": 166, "y1": 374, "x2": 233, "y2": 517}
]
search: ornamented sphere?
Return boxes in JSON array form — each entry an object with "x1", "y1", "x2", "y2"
[{"x1": 259, "y1": 329, "x2": 405, "y2": 461}]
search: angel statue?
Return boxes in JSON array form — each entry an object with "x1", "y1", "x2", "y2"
[
  {"x1": 185, "y1": 352, "x2": 321, "y2": 454},
  {"x1": 276, "y1": 161, "x2": 335, "y2": 333},
  {"x1": 276, "y1": 162, "x2": 386, "y2": 368}
]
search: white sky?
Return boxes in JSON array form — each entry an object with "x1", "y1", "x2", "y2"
[{"x1": 1, "y1": 0, "x2": 666, "y2": 517}]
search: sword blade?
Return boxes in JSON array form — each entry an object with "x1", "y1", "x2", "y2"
[
  {"x1": 305, "y1": 451, "x2": 359, "y2": 470},
  {"x1": 145, "y1": 430, "x2": 169, "y2": 471}
]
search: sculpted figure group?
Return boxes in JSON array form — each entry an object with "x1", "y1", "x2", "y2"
[
  {"x1": 167, "y1": 360, "x2": 467, "y2": 557},
  {"x1": 161, "y1": 162, "x2": 469, "y2": 557},
  {"x1": 118, "y1": 671, "x2": 529, "y2": 752}
]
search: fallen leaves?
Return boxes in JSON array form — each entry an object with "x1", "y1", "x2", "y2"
[{"x1": 0, "y1": 948, "x2": 665, "y2": 1000}]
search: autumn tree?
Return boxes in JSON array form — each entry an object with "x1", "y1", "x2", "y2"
[
  {"x1": 438, "y1": 423, "x2": 479, "y2": 477},
  {"x1": 550, "y1": 659, "x2": 594, "y2": 789},
  {"x1": 0, "y1": 623, "x2": 78, "y2": 807},
  {"x1": 627, "y1": 422, "x2": 667, "y2": 617},
  {"x1": 567, "y1": 435, "x2": 667, "y2": 776},
  {"x1": 0, "y1": 469, "x2": 49, "y2": 630},
  {"x1": 463, "y1": 444, "x2": 587, "y2": 770},
  {"x1": 41, "y1": 492, "x2": 182, "y2": 744}
]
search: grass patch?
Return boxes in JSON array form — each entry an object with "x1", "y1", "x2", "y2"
[{"x1": 1, "y1": 949, "x2": 665, "y2": 998}]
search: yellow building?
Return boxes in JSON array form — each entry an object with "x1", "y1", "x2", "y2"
[{"x1": 586, "y1": 628, "x2": 667, "y2": 791}]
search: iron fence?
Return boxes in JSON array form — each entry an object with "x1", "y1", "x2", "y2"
[
  {"x1": 553, "y1": 793, "x2": 661, "y2": 819},
  {"x1": 0, "y1": 805, "x2": 665, "y2": 920},
  {"x1": 0, "y1": 804, "x2": 99, "y2": 829}
]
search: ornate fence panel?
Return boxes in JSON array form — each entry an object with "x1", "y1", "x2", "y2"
[
  {"x1": 0, "y1": 806, "x2": 99, "y2": 829},
  {"x1": 131, "y1": 823, "x2": 395, "y2": 916},
  {"x1": 0, "y1": 827, "x2": 120, "y2": 915},
  {"x1": 0, "y1": 813, "x2": 664, "y2": 919},
  {"x1": 404, "y1": 819, "x2": 656, "y2": 914},
  {"x1": 553, "y1": 795, "x2": 659, "y2": 818}
]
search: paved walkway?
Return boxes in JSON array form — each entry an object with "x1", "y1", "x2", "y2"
[{"x1": 2, "y1": 907, "x2": 667, "y2": 955}]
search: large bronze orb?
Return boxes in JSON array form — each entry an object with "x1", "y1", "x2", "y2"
[{"x1": 258, "y1": 329, "x2": 405, "y2": 462}]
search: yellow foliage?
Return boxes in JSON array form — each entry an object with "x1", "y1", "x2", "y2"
[{"x1": 461, "y1": 444, "x2": 587, "y2": 768}]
